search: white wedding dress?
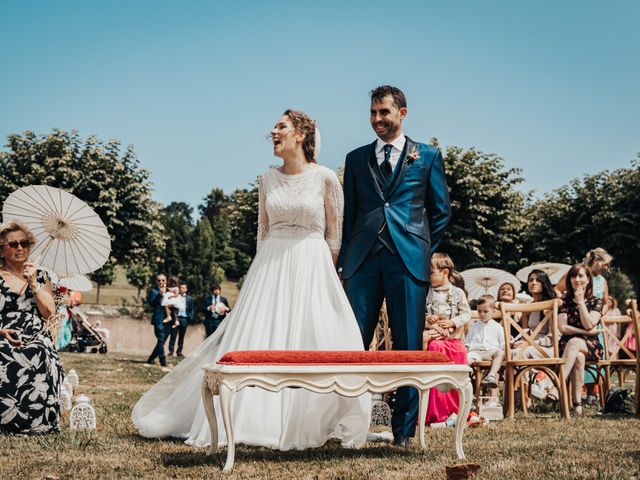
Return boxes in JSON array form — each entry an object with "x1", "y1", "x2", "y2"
[{"x1": 131, "y1": 164, "x2": 370, "y2": 450}]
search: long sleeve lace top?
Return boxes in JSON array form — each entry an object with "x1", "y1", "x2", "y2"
[{"x1": 256, "y1": 165, "x2": 344, "y2": 257}]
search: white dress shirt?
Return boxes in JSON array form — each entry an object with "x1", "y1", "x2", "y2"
[
  {"x1": 465, "y1": 319, "x2": 505, "y2": 352},
  {"x1": 375, "y1": 133, "x2": 406, "y2": 171}
]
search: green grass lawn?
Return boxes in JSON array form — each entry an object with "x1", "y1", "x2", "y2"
[{"x1": 2, "y1": 353, "x2": 639, "y2": 479}]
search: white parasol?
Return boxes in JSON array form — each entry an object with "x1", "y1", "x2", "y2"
[
  {"x1": 460, "y1": 267, "x2": 521, "y2": 300},
  {"x1": 2, "y1": 185, "x2": 111, "y2": 276},
  {"x1": 58, "y1": 274, "x2": 93, "y2": 292},
  {"x1": 516, "y1": 262, "x2": 571, "y2": 285}
]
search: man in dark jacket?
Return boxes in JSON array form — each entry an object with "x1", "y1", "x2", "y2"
[
  {"x1": 203, "y1": 284, "x2": 230, "y2": 337},
  {"x1": 146, "y1": 274, "x2": 168, "y2": 367}
]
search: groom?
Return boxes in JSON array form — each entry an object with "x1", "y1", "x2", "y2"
[{"x1": 339, "y1": 85, "x2": 451, "y2": 446}]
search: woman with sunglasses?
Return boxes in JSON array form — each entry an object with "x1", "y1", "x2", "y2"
[{"x1": 0, "y1": 220, "x2": 63, "y2": 434}]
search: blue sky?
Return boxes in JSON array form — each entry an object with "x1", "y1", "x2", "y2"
[{"x1": 1, "y1": 1, "x2": 638, "y2": 210}]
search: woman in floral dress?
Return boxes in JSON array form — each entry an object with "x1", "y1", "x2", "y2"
[
  {"x1": 558, "y1": 263, "x2": 603, "y2": 416},
  {"x1": 0, "y1": 220, "x2": 63, "y2": 434}
]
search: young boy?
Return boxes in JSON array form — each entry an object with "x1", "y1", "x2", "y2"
[{"x1": 465, "y1": 294, "x2": 505, "y2": 393}]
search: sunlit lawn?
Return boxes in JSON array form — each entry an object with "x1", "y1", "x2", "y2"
[{"x1": 2, "y1": 353, "x2": 639, "y2": 479}]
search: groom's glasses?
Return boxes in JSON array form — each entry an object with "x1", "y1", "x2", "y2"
[{"x1": 5, "y1": 240, "x2": 32, "y2": 249}]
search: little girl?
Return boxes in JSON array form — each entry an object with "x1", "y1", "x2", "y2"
[
  {"x1": 162, "y1": 276, "x2": 184, "y2": 329},
  {"x1": 424, "y1": 252, "x2": 471, "y2": 425}
]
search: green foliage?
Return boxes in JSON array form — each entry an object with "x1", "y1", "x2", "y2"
[
  {"x1": 434, "y1": 139, "x2": 530, "y2": 272},
  {"x1": 199, "y1": 187, "x2": 229, "y2": 226},
  {"x1": 207, "y1": 180, "x2": 259, "y2": 279},
  {"x1": 0, "y1": 129, "x2": 165, "y2": 266},
  {"x1": 605, "y1": 268, "x2": 636, "y2": 307},
  {"x1": 183, "y1": 217, "x2": 220, "y2": 320},
  {"x1": 89, "y1": 260, "x2": 116, "y2": 304},
  {"x1": 126, "y1": 262, "x2": 153, "y2": 299},
  {"x1": 157, "y1": 202, "x2": 195, "y2": 277},
  {"x1": 523, "y1": 157, "x2": 640, "y2": 292}
]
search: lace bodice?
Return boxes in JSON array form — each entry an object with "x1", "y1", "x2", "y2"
[{"x1": 257, "y1": 165, "x2": 344, "y2": 256}]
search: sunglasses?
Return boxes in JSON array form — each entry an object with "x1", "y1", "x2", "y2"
[{"x1": 5, "y1": 240, "x2": 32, "y2": 249}]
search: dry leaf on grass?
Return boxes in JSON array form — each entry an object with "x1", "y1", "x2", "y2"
[{"x1": 445, "y1": 463, "x2": 481, "y2": 479}]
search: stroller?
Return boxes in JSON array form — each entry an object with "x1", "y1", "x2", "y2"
[{"x1": 65, "y1": 308, "x2": 108, "y2": 354}]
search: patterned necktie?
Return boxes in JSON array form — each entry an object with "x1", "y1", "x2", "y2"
[{"x1": 381, "y1": 144, "x2": 393, "y2": 179}]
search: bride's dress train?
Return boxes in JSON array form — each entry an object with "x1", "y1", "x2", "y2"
[{"x1": 132, "y1": 165, "x2": 370, "y2": 449}]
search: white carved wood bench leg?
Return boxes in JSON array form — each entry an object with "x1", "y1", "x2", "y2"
[{"x1": 201, "y1": 364, "x2": 473, "y2": 473}]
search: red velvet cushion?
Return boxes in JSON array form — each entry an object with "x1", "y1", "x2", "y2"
[{"x1": 217, "y1": 350, "x2": 451, "y2": 365}]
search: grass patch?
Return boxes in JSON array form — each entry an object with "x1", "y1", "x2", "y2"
[{"x1": 2, "y1": 353, "x2": 639, "y2": 479}]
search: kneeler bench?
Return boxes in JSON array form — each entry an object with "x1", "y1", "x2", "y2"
[{"x1": 201, "y1": 350, "x2": 473, "y2": 472}]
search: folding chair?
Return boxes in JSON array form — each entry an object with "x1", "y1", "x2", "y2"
[
  {"x1": 468, "y1": 309, "x2": 503, "y2": 408},
  {"x1": 501, "y1": 299, "x2": 570, "y2": 418},
  {"x1": 602, "y1": 299, "x2": 640, "y2": 415}
]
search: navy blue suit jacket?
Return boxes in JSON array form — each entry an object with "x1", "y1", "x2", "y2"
[
  {"x1": 147, "y1": 287, "x2": 166, "y2": 325},
  {"x1": 338, "y1": 137, "x2": 451, "y2": 282},
  {"x1": 203, "y1": 295, "x2": 230, "y2": 324}
]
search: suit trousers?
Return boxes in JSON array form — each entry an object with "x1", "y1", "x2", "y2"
[
  {"x1": 344, "y1": 247, "x2": 428, "y2": 438},
  {"x1": 148, "y1": 323, "x2": 172, "y2": 365},
  {"x1": 167, "y1": 317, "x2": 189, "y2": 354},
  {"x1": 204, "y1": 318, "x2": 223, "y2": 337}
]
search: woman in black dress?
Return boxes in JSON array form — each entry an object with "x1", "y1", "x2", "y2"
[
  {"x1": 0, "y1": 220, "x2": 63, "y2": 434},
  {"x1": 558, "y1": 263, "x2": 603, "y2": 416}
]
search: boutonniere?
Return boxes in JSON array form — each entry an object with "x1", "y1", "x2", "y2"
[{"x1": 403, "y1": 146, "x2": 420, "y2": 165}]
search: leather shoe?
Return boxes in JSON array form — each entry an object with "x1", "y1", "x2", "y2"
[{"x1": 393, "y1": 435, "x2": 412, "y2": 448}]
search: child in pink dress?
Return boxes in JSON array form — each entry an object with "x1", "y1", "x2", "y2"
[{"x1": 423, "y1": 253, "x2": 471, "y2": 425}]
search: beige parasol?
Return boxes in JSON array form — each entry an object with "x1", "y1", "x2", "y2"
[
  {"x1": 460, "y1": 267, "x2": 521, "y2": 300},
  {"x1": 516, "y1": 262, "x2": 571, "y2": 285},
  {"x1": 2, "y1": 185, "x2": 111, "y2": 276}
]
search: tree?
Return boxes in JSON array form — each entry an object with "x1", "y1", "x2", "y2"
[
  {"x1": 199, "y1": 187, "x2": 229, "y2": 226},
  {"x1": 204, "y1": 180, "x2": 260, "y2": 280},
  {"x1": 90, "y1": 260, "x2": 116, "y2": 304},
  {"x1": 522, "y1": 157, "x2": 640, "y2": 293},
  {"x1": 0, "y1": 129, "x2": 165, "y2": 268},
  {"x1": 126, "y1": 262, "x2": 154, "y2": 299},
  {"x1": 184, "y1": 217, "x2": 219, "y2": 319},
  {"x1": 156, "y1": 202, "x2": 194, "y2": 278},
  {"x1": 434, "y1": 140, "x2": 530, "y2": 272}
]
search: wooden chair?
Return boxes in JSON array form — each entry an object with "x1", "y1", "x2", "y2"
[
  {"x1": 369, "y1": 302, "x2": 392, "y2": 351},
  {"x1": 601, "y1": 299, "x2": 640, "y2": 415},
  {"x1": 501, "y1": 299, "x2": 570, "y2": 419},
  {"x1": 468, "y1": 309, "x2": 503, "y2": 407}
]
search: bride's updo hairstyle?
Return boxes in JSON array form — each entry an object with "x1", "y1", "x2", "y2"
[{"x1": 283, "y1": 109, "x2": 317, "y2": 163}]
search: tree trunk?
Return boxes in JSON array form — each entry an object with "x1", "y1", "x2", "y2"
[{"x1": 96, "y1": 284, "x2": 101, "y2": 304}]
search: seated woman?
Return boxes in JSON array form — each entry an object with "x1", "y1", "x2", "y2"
[
  {"x1": 513, "y1": 270, "x2": 556, "y2": 360},
  {"x1": 512, "y1": 270, "x2": 559, "y2": 402},
  {"x1": 555, "y1": 248, "x2": 612, "y2": 404},
  {"x1": 558, "y1": 264, "x2": 603, "y2": 416},
  {"x1": 0, "y1": 220, "x2": 63, "y2": 434}
]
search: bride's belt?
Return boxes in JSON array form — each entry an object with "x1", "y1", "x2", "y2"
[{"x1": 268, "y1": 229, "x2": 324, "y2": 241}]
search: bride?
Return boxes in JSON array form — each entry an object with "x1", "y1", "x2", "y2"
[{"x1": 132, "y1": 109, "x2": 370, "y2": 450}]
